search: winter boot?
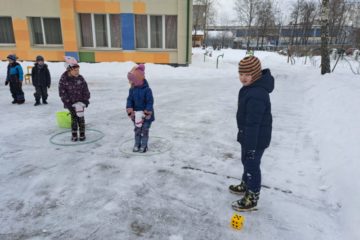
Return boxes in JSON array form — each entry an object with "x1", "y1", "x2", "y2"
[
  {"x1": 71, "y1": 131, "x2": 78, "y2": 142},
  {"x1": 133, "y1": 145, "x2": 140, "y2": 152},
  {"x1": 139, "y1": 146, "x2": 147, "y2": 153},
  {"x1": 231, "y1": 190, "x2": 259, "y2": 212},
  {"x1": 229, "y1": 181, "x2": 247, "y2": 195},
  {"x1": 12, "y1": 99, "x2": 17, "y2": 104},
  {"x1": 17, "y1": 99, "x2": 25, "y2": 104},
  {"x1": 42, "y1": 99, "x2": 48, "y2": 104},
  {"x1": 79, "y1": 132, "x2": 86, "y2": 141},
  {"x1": 34, "y1": 99, "x2": 41, "y2": 106}
]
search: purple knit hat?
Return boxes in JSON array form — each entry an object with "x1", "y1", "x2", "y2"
[{"x1": 127, "y1": 64, "x2": 145, "y2": 86}]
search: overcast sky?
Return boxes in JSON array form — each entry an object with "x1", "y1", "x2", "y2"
[{"x1": 215, "y1": 0, "x2": 296, "y2": 25}]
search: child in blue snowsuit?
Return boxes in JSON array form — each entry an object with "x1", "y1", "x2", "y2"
[
  {"x1": 5, "y1": 54, "x2": 25, "y2": 104},
  {"x1": 126, "y1": 64, "x2": 155, "y2": 153}
]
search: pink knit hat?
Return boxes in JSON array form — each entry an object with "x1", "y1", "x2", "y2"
[{"x1": 127, "y1": 64, "x2": 145, "y2": 86}]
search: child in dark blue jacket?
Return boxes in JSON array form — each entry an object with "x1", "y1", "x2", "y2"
[
  {"x1": 229, "y1": 56, "x2": 274, "y2": 211},
  {"x1": 5, "y1": 54, "x2": 25, "y2": 104},
  {"x1": 126, "y1": 64, "x2": 155, "y2": 153}
]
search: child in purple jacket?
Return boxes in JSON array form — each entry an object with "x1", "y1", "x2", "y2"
[{"x1": 59, "y1": 57, "x2": 90, "y2": 142}]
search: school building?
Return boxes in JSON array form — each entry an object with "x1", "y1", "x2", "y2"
[{"x1": 0, "y1": 0, "x2": 193, "y2": 65}]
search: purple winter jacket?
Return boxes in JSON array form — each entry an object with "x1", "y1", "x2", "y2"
[{"x1": 58, "y1": 71, "x2": 90, "y2": 109}]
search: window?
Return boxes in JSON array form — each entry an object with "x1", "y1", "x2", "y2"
[
  {"x1": 79, "y1": 13, "x2": 121, "y2": 48},
  {"x1": 165, "y1": 16, "x2": 177, "y2": 49},
  {"x1": 29, "y1": 17, "x2": 63, "y2": 45},
  {"x1": 0, "y1": 17, "x2": 15, "y2": 44},
  {"x1": 150, "y1": 16, "x2": 162, "y2": 48},
  {"x1": 135, "y1": 15, "x2": 148, "y2": 48},
  {"x1": 135, "y1": 15, "x2": 177, "y2": 49}
]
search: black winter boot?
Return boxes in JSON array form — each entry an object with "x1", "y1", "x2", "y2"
[
  {"x1": 79, "y1": 132, "x2": 86, "y2": 141},
  {"x1": 231, "y1": 190, "x2": 260, "y2": 212},
  {"x1": 34, "y1": 99, "x2": 41, "y2": 106},
  {"x1": 12, "y1": 99, "x2": 17, "y2": 104},
  {"x1": 42, "y1": 99, "x2": 48, "y2": 104},
  {"x1": 71, "y1": 131, "x2": 78, "y2": 142},
  {"x1": 229, "y1": 181, "x2": 247, "y2": 195}
]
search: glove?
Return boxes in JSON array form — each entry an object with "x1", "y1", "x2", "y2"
[
  {"x1": 144, "y1": 110, "x2": 152, "y2": 120},
  {"x1": 126, "y1": 108, "x2": 135, "y2": 120},
  {"x1": 5, "y1": 81, "x2": 9, "y2": 86},
  {"x1": 48, "y1": 85, "x2": 50, "y2": 89},
  {"x1": 245, "y1": 150, "x2": 256, "y2": 160},
  {"x1": 82, "y1": 100, "x2": 89, "y2": 107}
]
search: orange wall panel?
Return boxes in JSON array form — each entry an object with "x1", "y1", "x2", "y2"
[
  {"x1": 75, "y1": 1, "x2": 120, "y2": 13},
  {"x1": 133, "y1": 2, "x2": 146, "y2": 14},
  {"x1": 95, "y1": 52, "x2": 170, "y2": 64}
]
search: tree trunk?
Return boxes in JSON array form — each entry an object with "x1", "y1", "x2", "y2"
[{"x1": 321, "y1": 0, "x2": 331, "y2": 75}]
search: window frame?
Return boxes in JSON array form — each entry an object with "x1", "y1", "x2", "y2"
[
  {"x1": 135, "y1": 14, "x2": 178, "y2": 50},
  {"x1": 29, "y1": 17, "x2": 63, "y2": 47},
  {"x1": 80, "y1": 13, "x2": 122, "y2": 49}
]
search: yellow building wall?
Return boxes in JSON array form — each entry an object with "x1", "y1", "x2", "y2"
[{"x1": 0, "y1": 0, "x2": 192, "y2": 64}]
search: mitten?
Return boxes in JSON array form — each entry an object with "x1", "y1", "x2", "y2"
[
  {"x1": 126, "y1": 108, "x2": 134, "y2": 119},
  {"x1": 5, "y1": 80, "x2": 9, "y2": 86},
  {"x1": 144, "y1": 110, "x2": 152, "y2": 120}
]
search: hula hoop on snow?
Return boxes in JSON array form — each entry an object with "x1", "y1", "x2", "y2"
[
  {"x1": 119, "y1": 136, "x2": 172, "y2": 156},
  {"x1": 49, "y1": 129, "x2": 105, "y2": 146}
]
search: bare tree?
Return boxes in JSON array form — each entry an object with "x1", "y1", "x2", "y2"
[
  {"x1": 328, "y1": 0, "x2": 351, "y2": 45},
  {"x1": 194, "y1": 0, "x2": 217, "y2": 43},
  {"x1": 255, "y1": 0, "x2": 276, "y2": 49},
  {"x1": 321, "y1": 0, "x2": 331, "y2": 74},
  {"x1": 289, "y1": 0, "x2": 304, "y2": 45},
  {"x1": 234, "y1": 0, "x2": 260, "y2": 48},
  {"x1": 298, "y1": 0, "x2": 318, "y2": 45}
]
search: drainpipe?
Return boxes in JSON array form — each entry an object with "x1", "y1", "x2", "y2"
[{"x1": 186, "y1": 0, "x2": 190, "y2": 65}]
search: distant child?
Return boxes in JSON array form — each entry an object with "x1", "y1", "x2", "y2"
[
  {"x1": 229, "y1": 56, "x2": 274, "y2": 211},
  {"x1": 59, "y1": 56, "x2": 90, "y2": 142},
  {"x1": 126, "y1": 64, "x2": 154, "y2": 153},
  {"x1": 5, "y1": 54, "x2": 25, "y2": 104},
  {"x1": 32, "y1": 55, "x2": 51, "y2": 106}
]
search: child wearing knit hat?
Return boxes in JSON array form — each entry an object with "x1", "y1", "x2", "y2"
[
  {"x1": 5, "y1": 54, "x2": 25, "y2": 104},
  {"x1": 126, "y1": 64, "x2": 155, "y2": 153},
  {"x1": 229, "y1": 56, "x2": 274, "y2": 211}
]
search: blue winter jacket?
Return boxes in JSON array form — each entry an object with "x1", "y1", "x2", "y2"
[
  {"x1": 236, "y1": 69, "x2": 274, "y2": 150},
  {"x1": 6, "y1": 62, "x2": 23, "y2": 82},
  {"x1": 126, "y1": 79, "x2": 155, "y2": 122}
]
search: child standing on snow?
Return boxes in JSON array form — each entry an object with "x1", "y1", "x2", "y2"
[
  {"x1": 126, "y1": 64, "x2": 154, "y2": 153},
  {"x1": 32, "y1": 55, "x2": 51, "y2": 106},
  {"x1": 229, "y1": 56, "x2": 274, "y2": 211},
  {"x1": 5, "y1": 54, "x2": 25, "y2": 104},
  {"x1": 59, "y1": 56, "x2": 90, "y2": 142}
]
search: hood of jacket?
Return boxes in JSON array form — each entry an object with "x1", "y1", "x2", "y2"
[{"x1": 249, "y1": 68, "x2": 274, "y2": 93}]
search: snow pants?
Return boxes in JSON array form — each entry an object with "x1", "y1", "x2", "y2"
[
  {"x1": 134, "y1": 121, "x2": 151, "y2": 148},
  {"x1": 241, "y1": 148, "x2": 265, "y2": 193}
]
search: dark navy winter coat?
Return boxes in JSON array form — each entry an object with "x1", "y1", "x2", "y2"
[
  {"x1": 32, "y1": 63, "x2": 51, "y2": 87},
  {"x1": 236, "y1": 69, "x2": 274, "y2": 150},
  {"x1": 126, "y1": 79, "x2": 155, "y2": 122}
]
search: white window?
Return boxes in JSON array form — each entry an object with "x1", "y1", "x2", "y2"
[
  {"x1": 29, "y1": 17, "x2": 63, "y2": 45},
  {"x1": 79, "y1": 13, "x2": 121, "y2": 48},
  {"x1": 135, "y1": 15, "x2": 177, "y2": 49},
  {"x1": 0, "y1": 17, "x2": 15, "y2": 44}
]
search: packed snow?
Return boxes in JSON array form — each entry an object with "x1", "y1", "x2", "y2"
[{"x1": 0, "y1": 48, "x2": 359, "y2": 239}]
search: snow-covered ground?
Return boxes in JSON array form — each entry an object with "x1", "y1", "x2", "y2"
[{"x1": 0, "y1": 48, "x2": 359, "y2": 240}]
